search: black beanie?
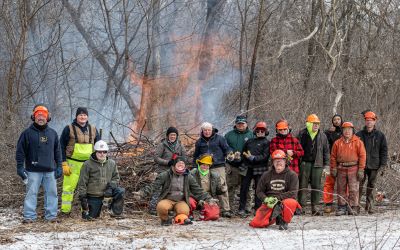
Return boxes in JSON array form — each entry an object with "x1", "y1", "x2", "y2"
[
  {"x1": 171, "y1": 156, "x2": 186, "y2": 167},
  {"x1": 166, "y1": 126, "x2": 179, "y2": 136},
  {"x1": 76, "y1": 107, "x2": 89, "y2": 117}
]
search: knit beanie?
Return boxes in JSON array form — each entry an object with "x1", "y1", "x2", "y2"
[{"x1": 76, "y1": 107, "x2": 89, "y2": 117}]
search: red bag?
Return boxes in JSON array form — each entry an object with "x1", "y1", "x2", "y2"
[
  {"x1": 201, "y1": 203, "x2": 220, "y2": 221},
  {"x1": 249, "y1": 204, "x2": 274, "y2": 228},
  {"x1": 281, "y1": 198, "x2": 301, "y2": 223}
]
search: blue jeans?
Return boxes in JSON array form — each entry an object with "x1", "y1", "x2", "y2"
[{"x1": 24, "y1": 171, "x2": 58, "y2": 220}]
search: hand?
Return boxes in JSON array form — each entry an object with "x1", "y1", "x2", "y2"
[
  {"x1": 322, "y1": 166, "x2": 330, "y2": 177},
  {"x1": 62, "y1": 161, "x2": 72, "y2": 176},
  {"x1": 226, "y1": 152, "x2": 235, "y2": 161},
  {"x1": 287, "y1": 150, "x2": 294, "y2": 157},
  {"x1": 263, "y1": 196, "x2": 279, "y2": 209},
  {"x1": 234, "y1": 151, "x2": 241, "y2": 161},
  {"x1": 198, "y1": 200, "x2": 205, "y2": 207},
  {"x1": 103, "y1": 197, "x2": 113, "y2": 207},
  {"x1": 55, "y1": 167, "x2": 63, "y2": 179},
  {"x1": 132, "y1": 191, "x2": 142, "y2": 200},
  {"x1": 243, "y1": 151, "x2": 255, "y2": 161},
  {"x1": 80, "y1": 196, "x2": 89, "y2": 211},
  {"x1": 331, "y1": 168, "x2": 337, "y2": 177},
  {"x1": 357, "y1": 170, "x2": 364, "y2": 181},
  {"x1": 17, "y1": 166, "x2": 27, "y2": 181},
  {"x1": 167, "y1": 159, "x2": 174, "y2": 166}
]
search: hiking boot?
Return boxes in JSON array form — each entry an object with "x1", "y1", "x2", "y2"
[
  {"x1": 237, "y1": 210, "x2": 248, "y2": 218},
  {"x1": 335, "y1": 206, "x2": 347, "y2": 216},
  {"x1": 161, "y1": 219, "x2": 172, "y2": 226},
  {"x1": 148, "y1": 209, "x2": 157, "y2": 216},
  {"x1": 221, "y1": 211, "x2": 233, "y2": 218},
  {"x1": 279, "y1": 223, "x2": 288, "y2": 230},
  {"x1": 324, "y1": 205, "x2": 333, "y2": 214},
  {"x1": 182, "y1": 219, "x2": 193, "y2": 225},
  {"x1": 22, "y1": 218, "x2": 35, "y2": 224},
  {"x1": 59, "y1": 212, "x2": 71, "y2": 218},
  {"x1": 46, "y1": 218, "x2": 61, "y2": 223}
]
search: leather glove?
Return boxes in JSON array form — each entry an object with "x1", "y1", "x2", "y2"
[
  {"x1": 234, "y1": 151, "x2": 241, "y2": 161},
  {"x1": 17, "y1": 166, "x2": 27, "y2": 181},
  {"x1": 132, "y1": 191, "x2": 142, "y2": 200},
  {"x1": 226, "y1": 152, "x2": 235, "y2": 162},
  {"x1": 331, "y1": 168, "x2": 337, "y2": 177},
  {"x1": 357, "y1": 170, "x2": 364, "y2": 181},
  {"x1": 167, "y1": 159, "x2": 174, "y2": 167},
  {"x1": 243, "y1": 150, "x2": 255, "y2": 161},
  {"x1": 264, "y1": 196, "x2": 279, "y2": 209},
  {"x1": 55, "y1": 166, "x2": 63, "y2": 179},
  {"x1": 62, "y1": 161, "x2": 72, "y2": 176},
  {"x1": 208, "y1": 198, "x2": 219, "y2": 206},
  {"x1": 103, "y1": 197, "x2": 113, "y2": 207},
  {"x1": 322, "y1": 166, "x2": 330, "y2": 177}
]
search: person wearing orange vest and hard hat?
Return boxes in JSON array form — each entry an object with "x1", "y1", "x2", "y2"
[
  {"x1": 356, "y1": 111, "x2": 388, "y2": 214},
  {"x1": 59, "y1": 107, "x2": 100, "y2": 215},
  {"x1": 330, "y1": 122, "x2": 366, "y2": 216},
  {"x1": 250, "y1": 149, "x2": 300, "y2": 230},
  {"x1": 297, "y1": 114, "x2": 330, "y2": 216}
]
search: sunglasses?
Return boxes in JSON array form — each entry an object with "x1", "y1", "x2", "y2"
[
  {"x1": 256, "y1": 130, "x2": 266, "y2": 133},
  {"x1": 97, "y1": 151, "x2": 108, "y2": 154}
]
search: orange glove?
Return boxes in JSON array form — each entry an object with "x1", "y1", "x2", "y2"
[{"x1": 62, "y1": 161, "x2": 72, "y2": 176}]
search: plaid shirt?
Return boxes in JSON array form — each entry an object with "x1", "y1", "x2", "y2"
[{"x1": 269, "y1": 133, "x2": 304, "y2": 174}]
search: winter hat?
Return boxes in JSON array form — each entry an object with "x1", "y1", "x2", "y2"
[
  {"x1": 235, "y1": 115, "x2": 247, "y2": 124},
  {"x1": 166, "y1": 126, "x2": 179, "y2": 136},
  {"x1": 76, "y1": 107, "x2": 89, "y2": 117}
]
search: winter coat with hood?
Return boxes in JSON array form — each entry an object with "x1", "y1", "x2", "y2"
[
  {"x1": 224, "y1": 126, "x2": 254, "y2": 152},
  {"x1": 193, "y1": 128, "x2": 232, "y2": 168},
  {"x1": 140, "y1": 168, "x2": 212, "y2": 205},
  {"x1": 324, "y1": 114, "x2": 343, "y2": 151},
  {"x1": 154, "y1": 138, "x2": 187, "y2": 167},
  {"x1": 256, "y1": 165, "x2": 299, "y2": 201},
  {"x1": 330, "y1": 135, "x2": 367, "y2": 171},
  {"x1": 242, "y1": 136, "x2": 270, "y2": 175},
  {"x1": 356, "y1": 127, "x2": 388, "y2": 170},
  {"x1": 190, "y1": 168, "x2": 225, "y2": 197},
  {"x1": 298, "y1": 128, "x2": 330, "y2": 168},
  {"x1": 77, "y1": 153, "x2": 120, "y2": 198}
]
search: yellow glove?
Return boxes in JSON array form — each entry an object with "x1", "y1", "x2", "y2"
[{"x1": 62, "y1": 161, "x2": 72, "y2": 176}]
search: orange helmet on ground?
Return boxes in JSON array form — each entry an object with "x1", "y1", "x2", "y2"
[
  {"x1": 306, "y1": 114, "x2": 320, "y2": 123},
  {"x1": 174, "y1": 214, "x2": 189, "y2": 225},
  {"x1": 364, "y1": 111, "x2": 377, "y2": 120},
  {"x1": 342, "y1": 122, "x2": 354, "y2": 128},
  {"x1": 254, "y1": 121, "x2": 267, "y2": 131},
  {"x1": 275, "y1": 120, "x2": 289, "y2": 130},
  {"x1": 271, "y1": 149, "x2": 286, "y2": 160}
]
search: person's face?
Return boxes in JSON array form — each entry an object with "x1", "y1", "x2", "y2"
[
  {"x1": 202, "y1": 127, "x2": 213, "y2": 138},
  {"x1": 34, "y1": 113, "x2": 47, "y2": 126},
  {"x1": 96, "y1": 150, "x2": 108, "y2": 161},
  {"x1": 175, "y1": 161, "x2": 186, "y2": 172},
  {"x1": 77, "y1": 113, "x2": 88, "y2": 125},
  {"x1": 278, "y1": 128, "x2": 289, "y2": 135},
  {"x1": 273, "y1": 158, "x2": 286, "y2": 173},
  {"x1": 236, "y1": 122, "x2": 247, "y2": 132},
  {"x1": 365, "y1": 119, "x2": 376, "y2": 129},
  {"x1": 343, "y1": 127, "x2": 353, "y2": 139},
  {"x1": 200, "y1": 163, "x2": 210, "y2": 171},
  {"x1": 332, "y1": 116, "x2": 342, "y2": 127},
  {"x1": 255, "y1": 129, "x2": 266, "y2": 138},
  {"x1": 312, "y1": 123, "x2": 320, "y2": 132},
  {"x1": 168, "y1": 133, "x2": 177, "y2": 142}
]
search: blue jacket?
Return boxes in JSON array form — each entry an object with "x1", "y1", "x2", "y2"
[
  {"x1": 193, "y1": 128, "x2": 232, "y2": 168},
  {"x1": 16, "y1": 123, "x2": 62, "y2": 172}
]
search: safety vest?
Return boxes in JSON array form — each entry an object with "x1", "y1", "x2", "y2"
[{"x1": 66, "y1": 124, "x2": 96, "y2": 162}]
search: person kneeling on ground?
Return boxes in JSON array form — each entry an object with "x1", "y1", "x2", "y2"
[
  {"x1": 250, "y1": 150, "x2": 300, "y2": 230},
  {"x1": 77, "y1": 140, "x2": 125, "y2": 220},
  {"x1": 133, "y1": 157, "x2": 217, "y2": 226}
]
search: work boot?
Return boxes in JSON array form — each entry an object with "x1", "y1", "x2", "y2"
[
  {"x1": 221, "y1": 211, "x2": 233, "y2": 218},
  {"x1": 324, "y1": 204, "x2": 333, "y2": 214},
  {"x1": 335, "y1": 206, "x2": 347, "y2": 216},
  {"x1": 148, "y1": 209, "x2": 157, "y2": 216},
  {"x1": 161, "y1": 219, "x2": 172, "y2": 226},
  {"x1": 22, "y1": 218, "x2": 35, "y2": 224},
  {"x1": 237, "y1": 210, "x2": 248, "y2": 218},
  {"x1": 46, "y1": 218, "x2": 61, "y2": 223},
  {"x1": 182, "y1": 219, "x2": 193, "y2": 225},
  {"x1": 276, "y1": 216, "x2": 288, "y2": 230}
]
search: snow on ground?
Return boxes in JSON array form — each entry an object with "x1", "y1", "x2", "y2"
[{"x1": 0, "y1": 209, "x2": 399, "y2": 249}]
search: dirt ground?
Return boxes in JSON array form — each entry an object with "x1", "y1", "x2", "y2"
[{"x1": 0, "y1": 207, "x2": 399, "y2": 250}]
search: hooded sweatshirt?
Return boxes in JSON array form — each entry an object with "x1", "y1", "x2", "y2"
[{"x1": 324, "y1": 114, "x2": 343, "y2": 151}]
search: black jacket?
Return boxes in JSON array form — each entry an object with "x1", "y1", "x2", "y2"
[
  {"x1": 298, "y1": 129, "x2": 330, "y2": 167},
  {"x1": 324, "y1": 127, "x2": 342, "y2": 152},
  {"x1": 356, "y1": 128, "x2": 388, "y2": 170},
  {"x1": 16, "y1": 123, "x2": 62, "y2": 172},
  {"x1": 242, "y1": 137, "x2": 270, "y2": 175}
]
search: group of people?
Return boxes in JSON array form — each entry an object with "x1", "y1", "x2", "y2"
[
  {"x1": 16, "y1": 105, "x2": 125, "y2": 223},
  {"x1": 16, "y1": 104, "x2": 388, "y2": 231}
]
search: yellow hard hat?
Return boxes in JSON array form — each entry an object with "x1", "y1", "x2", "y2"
[{"x1": 196, "y1": 154, "x2": 213, "y2": 165}]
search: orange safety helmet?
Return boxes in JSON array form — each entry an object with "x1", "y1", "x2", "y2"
[
  {"x1": 275, "y1": 120, "x2": 289, "y2": 130},
  {"x1": 306, "y1": 114, "x2": 320, "y2": 123},
  {"x1": 254, "y1": 121, "x2": 267, "y2": 130},
  {"x1": 271, "y1": 149, "x2": 286, "y2": 160},
  {"x1": 31, "y1": 104, "x2": 51, "y2": 122},
  {"x1": 342, "y1": 122, "x2": 354, "y2": 128},
  {"x1": 174, "y1": 214, "x2": 189, "y2": 225},
  {"x1": 364, "y1": 111, "x2": 377, "y2": 120}
]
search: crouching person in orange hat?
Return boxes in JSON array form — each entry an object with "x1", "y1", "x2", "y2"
[
  {"x1": 133, "y1": 157, "x2": 217, "y2": 226},
  {"x1": 250, "y1": 150, "x2": 300, "y2": 230}
]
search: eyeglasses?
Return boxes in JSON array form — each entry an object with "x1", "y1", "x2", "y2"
[{"x1": 97, "y1": 151, "x2": 108, "y2": 154}]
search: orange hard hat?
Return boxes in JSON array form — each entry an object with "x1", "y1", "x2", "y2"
[
  {"x1": 306, "y1": 114, "x2": 320, "y2": 123},
  {"x1": 342, "y1": 122, "x2": 354, "y2": 128},
  {"x1": 254, "y1": 121, "x2": 267, "y2": 131},
  {"x1": 276, "y1": 120, "x2": 289, "y2": 130},
  {"x1": 364, "y1": 111, "x2": 377, "y2": 120},
  {"x1": 271, "y1": 149, "x2": 286, "y2": 160},
  {"x1": 33, "y1": 105, "x2": 49, "y2": 118},
  {"x1": 174, "y1": 214, "x2": 189, "y2": 225}
]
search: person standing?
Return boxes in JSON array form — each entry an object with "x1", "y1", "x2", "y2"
[
  {"x1": 224, "y1": 115, "x2": 254, "y2": 212},
  {"x1": 330, "y1": 122, "x2": 366, "y2": 216},
  {"x1": 356, "y1": 111, "x2": 388, "y2": 214},
  {"x1": 297, "y1": 114, "x2": 330, "y2": 216},
  {"x1": 59, "y1": 107, "x2": 100, "y2": 215},
  {"x1": 193, "y1": 122, "x2": 233, "y2": 217},
  {"x1": 16, "y1": 104, "x2": 62, "y2": 223}
]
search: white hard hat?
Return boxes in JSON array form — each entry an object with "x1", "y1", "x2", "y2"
[{"x1": 94, "y1": 140, "x2": 109, "y2": 151}]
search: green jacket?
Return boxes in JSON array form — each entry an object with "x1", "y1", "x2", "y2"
[
  {"x1": 141, "y1": 169, "x2": 211, "y2": 205},
  {"x1": 224, "y1": 127, "x2": 254, "y2": 152},
  {"x1": 77, "y1": 153, "x2": 120, "y2": 198},
  {"x1": 190, "y1": 168, "x2": 225, "y2": 197}
]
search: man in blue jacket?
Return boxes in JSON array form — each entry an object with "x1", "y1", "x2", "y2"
[{"x1": 16, "y1": 105, "x2": 62, "y2": 223}]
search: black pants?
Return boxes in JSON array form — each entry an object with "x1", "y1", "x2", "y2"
[
  {"x1": 359, "y1": 169, "x2": 378, "y2": 210},
  {"x1": 87, "y1": 187, "x2": 125, "y2": 218},
  {"x1": 239, "y1": 168, "x2": 262, "y2": 211}
]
